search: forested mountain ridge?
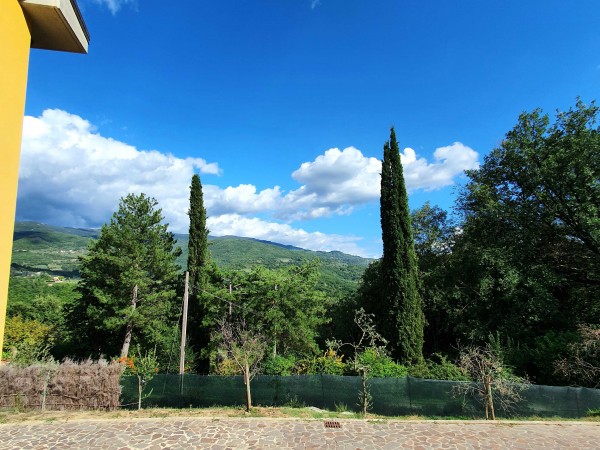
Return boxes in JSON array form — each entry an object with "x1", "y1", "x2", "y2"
[{"x1": 11, "y1": 221, "x2": 371, "y2": 295}]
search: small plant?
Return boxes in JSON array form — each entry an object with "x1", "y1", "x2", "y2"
[
  {"x1": 119, "y1": 346, "x2": 159, "y2": 410},
  {"x1": 327, "y1": 308, "x2": 390, "y2": 416},
  {"x1": 587, "y1": 408, "x2": 600, "y2": 417},
  {"x1": 283, "y1": 393, "x2": 306, "y2": 409},
  {"x1": 334, "y1": 401, "x2": 348, "y2": 413}
]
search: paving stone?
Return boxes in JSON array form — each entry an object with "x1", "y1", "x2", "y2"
[{"x1": 0, "y1": 418, "x2": 599, "y2": 449}]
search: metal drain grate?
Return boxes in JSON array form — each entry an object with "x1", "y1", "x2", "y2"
[{"x1": 324, "y1": 421, "x2": 342, "y2": 429}]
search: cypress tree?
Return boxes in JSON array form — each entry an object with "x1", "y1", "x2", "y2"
[
  {"x1": 380, "y1": 127, "x2": 424, "y2": 364},
  {"x1": 187, "y1": 174, "x2": 210, "y2": 365},
  {"x1": 187, "y1": 174, "x2": 209, "y2": 289}
]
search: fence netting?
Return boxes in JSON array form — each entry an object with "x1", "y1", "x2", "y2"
[{"x1": 121, "y1": 374, "x2": 600, "y2": 418}]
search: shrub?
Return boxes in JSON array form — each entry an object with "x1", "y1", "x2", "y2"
[
  {"x1": 214, "y1": 357, "x2": 242, "y2": 376},
  {"x1": 296, "y1": 349, "x2": 346, "y2": 375},
  {"x1": 355, "y1": 348, "x2": 407, "y2": 377},
  {"x1": 262, "y1": 354, "x2": 296, "y2": 376},
  {"x1": 408, "y1": 353, "x2": 469, "y2": 381},
  {"x1": 3, "y1": 316, "x2": 55, "y2": 366}
]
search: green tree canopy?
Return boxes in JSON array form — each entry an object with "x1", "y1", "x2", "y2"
[
  {"x1": 196, "y1": 260, "x2": 329, "y2": 366},
  {"x1": 437, "y1": 100, "x2": 600, "y2": 383},
  {"x1": 74, "y1": 193, "x2": 181, "y2": 358}
]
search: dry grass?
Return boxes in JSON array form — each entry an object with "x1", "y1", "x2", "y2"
[
  {"x1": 0, "y1": 407, "x2": 598, "y2": 425},
  {"x1": 0, "y1": 359, "x2": 122, "y2": 411}
]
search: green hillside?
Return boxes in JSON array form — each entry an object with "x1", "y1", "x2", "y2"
[
  {"x1": 11, "y1": 222, "x2": 371, "y2": 296},
  {"x1": 11, "y1": 222, "x2": 97, "y2": 277}
]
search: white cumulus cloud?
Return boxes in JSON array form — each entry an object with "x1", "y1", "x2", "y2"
[
  {"x1": 17, "y1": 109, "x2": 479, "y2": 256},
  {"x1": 207, "y1": 214, "x2": 366, "y2": 256},
  {"x1": 400, "y1": 142, "x2": 479, "y2": 191},
  {"x1": 19, "y1": 109, "x2": 219, "y2": 232}
]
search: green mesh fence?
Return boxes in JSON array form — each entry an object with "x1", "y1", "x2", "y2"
[{"x1": 121, "y1": 375, "x2": 600, "y2": 418}]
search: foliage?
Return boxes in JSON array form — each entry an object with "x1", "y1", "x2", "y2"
[
  {"x1": 587, "y1": 408, "x2": 600, "y2": 417},
  {"x1": 214, "y1": 357, "x2": 242, "y2": 376},
  {"x1": 453, "y1": 100, "x2": 600, "y2": 346},
  {"x1": 171, "y1": 234, "x2": 369, "y2": 301},
  {"x1": 244, "y1": 261, "x2": 330, "y2": 357},
  {"x1": 7, "y1": 276, "x2": 80, "y2": 358},
  {"x1": 355, "y1": 348, "x2": 407, "y2": 378},
  {"x1": 11, "y1": 222, "x2": 370, "y2": 301},
  {"x1": 187, "y1": 174, "x2": 210, "y2": 284},
  {"x1": 262, "y1": 354, "x2": 296, "y2": 376},
  {"x1": 199, "y1": 261, "x2": 330, "y2": 365},
  {"x1": 73, "y1": 193, "x2": 182, "y2": 359},
  {"x1": 375, "y1": 127, "x2": 424, "y2": 364},
  {"x1": 506, "y1": 331, "x2": 578, "y2": 385},
  {"x1": 408, "y1": 353, "x2": 469, "y2": 381},
  {"x1": 409, "y1": 203, "x2": 458, "y2": 355},
  {"x1": 2, "y1": 316, "x2": 55, "y2": 365},
  {"x1": 296, "y1": 349, "x2": 346, "y2": 375}
]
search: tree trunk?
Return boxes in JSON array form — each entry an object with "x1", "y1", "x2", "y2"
[
  {"x1": 244, "y1": 361, "x2": 252, "y2": 412},
  {"x1": 138, "y1": 376, "x2": 142, "y2": 410},
  {"x1": 121, "y1": 284, "x2": 138, "y2": 358},
  {"x1": 179, "y1": 272, "x2": 189, "y2": 375},
  {"x1": 361, "y1": 371, "x2": 368, "y2": 416},
  {"x1": 487, "y1": 375, "x2": 495, "y2": 420}
]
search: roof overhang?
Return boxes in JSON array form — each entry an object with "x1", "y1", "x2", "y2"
[{"x1": 19, "y1": 0, "x2": 89, "y2": 54}]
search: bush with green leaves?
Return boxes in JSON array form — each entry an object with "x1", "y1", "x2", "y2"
[
  {"x1": 408, "y1": 353, "x2": 469, "y2": 381},
  {"x1": 2, "y1": 316, "x2": 55, "y2": 366},
  {"x1": 262, "y1": 354, "x2": 296, "y2": 376},
  {"x1": 355, "y1": 348, "x2": 407, "y2": 377},
  {"x1": 296, "y1": 349, "x2": 346, "y2": 375}
]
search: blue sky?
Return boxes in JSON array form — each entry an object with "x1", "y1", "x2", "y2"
[{"x1": 17, "y1": 0, "x2": 600, "y2": 257}]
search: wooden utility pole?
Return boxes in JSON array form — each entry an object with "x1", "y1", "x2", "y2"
[
  {"x1": 179, "y1": 271, "x2": 189, "y2": 375},
  {"x1": 229, "y1": 282, "x2": 232, "y2": 316}
]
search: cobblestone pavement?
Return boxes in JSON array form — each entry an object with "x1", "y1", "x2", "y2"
[{"x1": 1, "y1": 418, "x2": 599, "y2": 449}]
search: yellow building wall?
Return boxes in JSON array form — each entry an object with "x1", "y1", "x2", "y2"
[{"x1": 0, "y1": 1, "x2": 31, "y2": 356}]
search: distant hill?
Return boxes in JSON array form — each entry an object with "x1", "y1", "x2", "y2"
[{"x1": 12, "y1": 222, "x2": 372, "y2": 297}]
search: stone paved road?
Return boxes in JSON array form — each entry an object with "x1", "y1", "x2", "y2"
[{"x1": 0, "y1": 418, "x2": 599, "y2": 449}]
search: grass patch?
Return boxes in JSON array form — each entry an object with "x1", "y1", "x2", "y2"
[{"x1": 0, "y1": 407, "x2": 597, "y2": 425}]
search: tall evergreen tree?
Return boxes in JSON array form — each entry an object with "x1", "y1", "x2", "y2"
[
  {"x1": 379, "y1": 127, "x2": 424, "y2": 364},
  {"x1": 187, "y1": 174, "x2": 211, "y2": 367},
  {"x1": 187, "y1": 174, "x2": 210, "y2": 289},
  {"x1": 74, "y1": 193, "x2": 181, "y2": 358}
]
